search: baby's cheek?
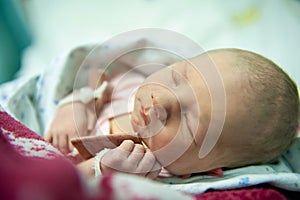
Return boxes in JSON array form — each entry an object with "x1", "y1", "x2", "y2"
[{"x1": 145, "y1": 126, "x2": 174, "y2": 152}]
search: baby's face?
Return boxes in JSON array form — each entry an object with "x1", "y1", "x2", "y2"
[{"x1": 131, "y1": 57, "x2": 216, "y2": 175}]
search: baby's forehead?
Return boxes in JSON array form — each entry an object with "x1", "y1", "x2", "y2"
[
  {"x1": 170, "y1": 54, "x2": 235, "y2": 84},
  {"x1": 170, "y1": 52, "x2": 231, "y2": 72}
]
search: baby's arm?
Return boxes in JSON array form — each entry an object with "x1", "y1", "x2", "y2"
[
  {"x1": 45, "y1": 69, "x2": 108, "y2": 153},
  {"x1": 77, "y1": 140, "x2": 162, "y2": 179}
]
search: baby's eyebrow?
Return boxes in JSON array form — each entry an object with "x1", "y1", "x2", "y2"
[{"x1": 169, "y1": 63, "x2": 189, "y2": 80}]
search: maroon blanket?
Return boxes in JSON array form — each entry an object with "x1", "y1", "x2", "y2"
[{"x1": 0, "y1": 110, "x2": 290, "y2": 200}]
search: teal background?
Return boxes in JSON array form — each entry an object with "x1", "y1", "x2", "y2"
[{"x1": 0, "y1": 0, "x2": 31, "y2": 84}]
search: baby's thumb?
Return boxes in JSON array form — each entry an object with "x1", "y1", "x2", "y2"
[{"x1": 146, "y1": 161, "x2": 162, "y2": 179}]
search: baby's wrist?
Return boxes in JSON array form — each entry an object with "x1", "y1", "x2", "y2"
[
  {"x1": 58, "y1": 81, "x2": 108, "y2": 107},
  {"x1": 94, "y1": 148, "x2": 110, "y2": 177}
]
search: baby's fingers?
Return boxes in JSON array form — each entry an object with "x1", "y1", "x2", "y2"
[
  {"x1": 137, "y1": 149, "x2": 161, "y2": 176},
  {"x1": 52, "y1": 134, "x2": 58, "y2": 150},
  {"x1": 118, "y1": 140, "x2": 135, "y2": 155},
  {"x1": 101, "y1": 140, "x2": 135, "y2": 171},
  {"x1": 44, "y1": 131, "x2": 53, "y2": 143},
  {"x1": 58, "y1": 134, "x2": 70, "y2": 154},
  {"x1": 127, "y1": 144, "x2": 145, "y2": 167},
  {"x1": 146, "y1": 161, "x2": 162, "y2": 179}
]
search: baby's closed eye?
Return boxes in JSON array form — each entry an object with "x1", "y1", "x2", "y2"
[{"x1": 171, "y1": 69, "x2": 182, "y2": 87}]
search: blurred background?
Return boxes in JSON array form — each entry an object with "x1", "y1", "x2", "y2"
[{"x1": 0, "y1": 0, "x2": 300, "y2": 86}]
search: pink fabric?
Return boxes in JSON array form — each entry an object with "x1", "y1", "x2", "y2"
[
  {"x1": 0, "y1": 111, "x2": 43, "y2": 141},
  {"x1": 94, "y1": 71, "x2": 144, "y2": 136},
  {"x1": 0, "y1": 112, "x2": 86, "y2": 200},
  {"x1": 194, "y1": 188, "x2": 287, "y2": 200},
  {"x1": 0, "y1": 112, "x2": 62, "y2": 160}
]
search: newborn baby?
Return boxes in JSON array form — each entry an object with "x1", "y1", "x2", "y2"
[{"x1": 46, "y1": 48, "x2": 299, "y2": 179}]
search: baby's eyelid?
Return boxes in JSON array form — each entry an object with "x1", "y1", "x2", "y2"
[{"x1": 171, "y1": 69, "x2": 181, "y2": 86}]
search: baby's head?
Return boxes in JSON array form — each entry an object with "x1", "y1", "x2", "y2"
[{"x1": 131, "y1": 48, "x2": 299, "y2": 175}]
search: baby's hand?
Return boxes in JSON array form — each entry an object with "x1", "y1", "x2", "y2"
[
  {"x1": 100, "y1": 140, "x2": 162, "y2": 179},
  {"x1": 45, "y1": 102, "x2": 90, "y2": 154}
]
